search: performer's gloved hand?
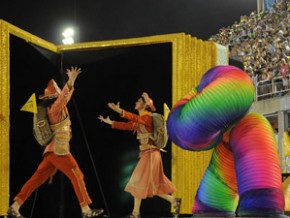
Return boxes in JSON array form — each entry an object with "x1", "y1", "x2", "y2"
[
  {"x1": 98, "y1": 115, "x2": 113, "y2": 125},
  {"x1": 107, "y1": 102, "x2": 123, "y2": 114},
  {"x1": 66, "y1": 66, "x2": 82, "y2": 88}
]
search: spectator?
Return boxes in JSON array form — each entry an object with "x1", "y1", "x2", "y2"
[
  {"x1": 209, "y1": 1, "x2": 289, "y2": 99},
  {"x1": 209, "y1": 1, "x2": 289, "y2": 85},
  {"x1": 279, "y1": 58, "x2": 290, "y2": 91}
]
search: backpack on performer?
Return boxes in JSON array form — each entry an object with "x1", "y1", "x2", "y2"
[
  {"x1": 33, "y1": 104, "x2": 54, "y2": 146},
  {"x1": 150, "y1": 113, "x2": 169, "y2": 149}
]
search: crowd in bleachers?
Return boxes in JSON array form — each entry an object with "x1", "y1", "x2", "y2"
[{"x1": 209, "y1": 1, "x2": 290, "y2": 89}]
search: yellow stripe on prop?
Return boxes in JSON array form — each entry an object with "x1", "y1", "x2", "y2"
[{"x1": 20, "y1": 93, "x2": 37, "y2": 114}]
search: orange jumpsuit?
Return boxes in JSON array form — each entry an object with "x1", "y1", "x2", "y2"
[{"x1": 14, "y1": 84, "x2": 92, "y2": 207}]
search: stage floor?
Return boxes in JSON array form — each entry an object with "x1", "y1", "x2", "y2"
[{"x1": 1, "y1": 211, "x2": 290, "y2": 218}]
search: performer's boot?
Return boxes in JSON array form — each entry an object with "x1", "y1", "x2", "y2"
[
  {"x1": 173, "y1": 198, "x2": 182, "y2": 217},
  {"x1": 82, "y1": 208, "x2": 104, "y2": 218},
  {"x1": 7, "y1": 207, "x2": 25, "y2": 218}
]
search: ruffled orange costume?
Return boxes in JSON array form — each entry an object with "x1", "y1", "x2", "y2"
[{"x1": 113, "y1": 110, "x2": 176, "y2": 199}]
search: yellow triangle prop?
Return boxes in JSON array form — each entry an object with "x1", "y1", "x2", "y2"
[
  {"x1": 163, "y1": 103, "x2": 171, "y2": 121},
  {"x1": 20, "y1": 93, "x2": 38, "y2": 114}
]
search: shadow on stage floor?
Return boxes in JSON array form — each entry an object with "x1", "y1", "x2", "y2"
[
  {"x1": 1, "y1": 211, "x2": 290, "y2": 218},
  {"x1": 97, "y1": 214, "x2": 290, "y2": 218},
  {"x1": 96, "y1": 212, "x2": 290, "y2": 218}
]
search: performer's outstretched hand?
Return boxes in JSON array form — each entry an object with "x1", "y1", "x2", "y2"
[
  {"x1": 108, "y1": 102, "x2": 123, "y2": 114},
  {"x1": 98, "y1": 115, "x2": 113, "y2": 125},
  {"x1": 66, "y1": 66, "x2": 82, "y2": 88}
]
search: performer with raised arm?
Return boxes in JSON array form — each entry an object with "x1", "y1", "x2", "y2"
[
  {"x1": 98, "y1": 92, "x2": 181, "y2": 218},
  {"x1": 8, "y1": 67, "x2": 103, "y2": 218}
]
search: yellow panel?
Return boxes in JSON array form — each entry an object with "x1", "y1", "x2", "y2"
[
  {"x1": 284, "y1": 176, "x2": 290, "y2": 211},
  {"x1": 171, "y1": 39, "x2": 228, "y2": 214},
  {"x1": 2, "y1": 20, "x2": 58, "y2": 53},
  {"x1": 58, "y1": 33, "x2": 186, "y2": 52},
  {"x1": 0, "y1": 19, "x2": 10, "y2": 216},
  {"x1": 0, "y1": 19, "x2": 58, "y2": 216}
]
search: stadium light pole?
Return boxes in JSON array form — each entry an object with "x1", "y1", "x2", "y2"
[{"x1": 62, "y1": 27, "x2": 75, "y2": 45}]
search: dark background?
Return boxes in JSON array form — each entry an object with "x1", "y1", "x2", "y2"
[
  {"x1": 2, "y1": 1, "x2": 256, "y2": 217},
  {"x1": 1, "y1": 0, "x2": 256, "y2": 43},
  {"x1": 9, "y1": 35, "x2": 173, "y2": 218}
]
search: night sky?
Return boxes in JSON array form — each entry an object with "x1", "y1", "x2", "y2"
[{"x1": 1, "y1": 0, "x2": 256, "y2": 44}]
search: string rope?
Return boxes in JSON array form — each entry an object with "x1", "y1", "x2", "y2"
[
  {"x1": 28, "y1": 188, "x2": 38, "y2": 218},
  {"x1": 60, "y1": 53, "x2": 111, "y2": 217}
]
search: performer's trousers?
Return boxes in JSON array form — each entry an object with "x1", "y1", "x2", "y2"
[{"x1": 14, "y1": 152, "x2": 92, "y2": 207}]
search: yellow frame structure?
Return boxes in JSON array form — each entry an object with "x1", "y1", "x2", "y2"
[{"x1": 0, "y1": 19, "x2": 227, "y2": 215}]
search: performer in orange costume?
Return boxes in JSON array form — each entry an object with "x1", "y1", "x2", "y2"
[
  {"x1": 8, "y1": 67, "x2": 103, "y2": 218},
  {"x1": 99, "y1": 92, "x2": 181, "y2": 218}
]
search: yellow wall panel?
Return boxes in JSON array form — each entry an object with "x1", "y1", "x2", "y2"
[
  {"x1": 171, "y1": 39, "x2": 225, "y2": 214},
  {"x1": 0, "y1": 20, "x2": 10, "y2": 216}
]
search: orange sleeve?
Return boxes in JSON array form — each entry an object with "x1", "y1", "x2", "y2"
[
  {"x1": 51, "y1": 84, "x2": 73, "y2": 111},
  {"x1": 48, "y1": 84, "x2": 74, "y2": 124},
  {"x1": 114, "y1": 110, "x2": 153, "y2": 132},
  {"x1": 112, "y1": 121, "x2": 137, "y2": 131},
  {"x1": 122, "y1": 111, "x2": 152, "y2": 126}
]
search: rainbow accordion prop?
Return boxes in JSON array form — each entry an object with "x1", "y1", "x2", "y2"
[{"x1": 167, "y1": 66, "x2": 285, "y2": 217}]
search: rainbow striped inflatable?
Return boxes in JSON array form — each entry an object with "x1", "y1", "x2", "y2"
[{"x1": 167, "y1": 65, "x2": 285, "y2": 217}]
